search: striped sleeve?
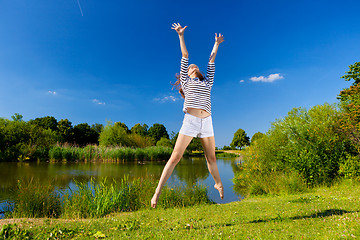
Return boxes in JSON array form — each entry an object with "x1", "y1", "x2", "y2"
[
  {"x1": 180, "y1": 57, "x2": 189, "y2": 84},
  {"x1": 206, "y1": 62, "x2": 215, "y2": 87}
]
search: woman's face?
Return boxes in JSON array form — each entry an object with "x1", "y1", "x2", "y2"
[{"x1": 188, "y1": 64, "x2": 200, "y2": 77}]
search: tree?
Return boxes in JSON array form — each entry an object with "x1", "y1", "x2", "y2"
[
  {"x1": 11, "y1": 113, "x2": 23, "y2": 122},
  {"x1": 91, "y1": 123, "x2": 104, "y2": 134},
  {"x1": 131, "y1": 123, "x2": 148, "y2": 136},
  {"x1": 148, "y1": 123, "x2": 169, "y2": 143},
  {"x1": 114, "y1": 122, "x2": 131, "y2": 134},
  {"x1": 341, "y1": 62, "x2": 360, "y2": 85},
  {"x1": 187, "y1": 138, "x2": 203, "y2": 152},
  {"x1": 156, "y1": 137, "x2": 172, "y2": 148},
  {"x1": 99, "y1": 122, "x2": 134, "y2": 147},
  {"x1": 73, "y1": 123, "x2": 99, "y2": 146},
  {"x1": 29, "y1": 116, "x2": 58, "y2": 131},
  {"x1": 338, "y1": 62, "x2": 360, "y2": 154},
  {"x1": 57, "y1": 119, "x2": 74, "y2": 143},
  {"x1": 230, "y1": 128, "x2": 250, "y2": 150},
  {"x1": 251, "y1": 132, "x2": 265, "y2": 144}
]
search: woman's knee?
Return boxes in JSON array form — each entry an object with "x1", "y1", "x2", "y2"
[
  {"x1": 206, "y1": 155, "x2": 217, "y2": 164},
  {"x1": 169, "y1": 151, "x2": 183, "y2": 164}
]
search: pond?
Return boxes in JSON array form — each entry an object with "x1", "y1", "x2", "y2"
[{"x1": 0, "y1": 156, "x2": 242, "y2": 218}]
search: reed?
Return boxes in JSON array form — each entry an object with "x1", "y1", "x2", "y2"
[
  {"x1": 48, "y1": 145, "x2": 173, "y2": 162},
  {"x1": 5, "y1": 177, "x2": 212, "y2": 219},
  {"x1": 5, "y1": 179, "x2": 61, "y2": 218}
]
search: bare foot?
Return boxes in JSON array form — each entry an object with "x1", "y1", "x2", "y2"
[
  {"x1": 151, "y1": 191, "x2": 161, "y2": 208},
  {"x1": 214, "y1": 184, "x2": 224, "y2": 200}
]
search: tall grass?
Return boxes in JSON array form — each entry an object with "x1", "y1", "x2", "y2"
[
  {"x1": 5, "y1": 179, "x2": 61, "y2": 218},
  {"x1": 48, "y1": 145, "x2": 173, "y2": 162},
  {"x1": 5, "y1": 177, "x2": 212, "y2": 219}
]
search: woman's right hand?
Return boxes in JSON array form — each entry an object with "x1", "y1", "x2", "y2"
[{"x1": 171, "y1": 23, "x2": 187, "y2": 36}]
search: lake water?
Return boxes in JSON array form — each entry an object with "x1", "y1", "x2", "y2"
[{"x1": 0, "y1": 157, "x2": 242, "y2": 218}]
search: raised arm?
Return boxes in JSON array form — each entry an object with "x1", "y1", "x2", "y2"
[
  {"x1": 209, "y1": 33, "x2": 225, "y2": 63},
  {"x1": 171, "y1": 23, "x2": 188, "y2": 58}
]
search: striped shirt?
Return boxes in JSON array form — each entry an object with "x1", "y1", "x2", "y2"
[{"x1": 180, "y1": 57, "x2": 215, "y2": 115}]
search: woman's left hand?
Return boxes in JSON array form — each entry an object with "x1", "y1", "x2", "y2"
[{"x1": 215, "y1": 33, "x2": 225, "y2": 45}]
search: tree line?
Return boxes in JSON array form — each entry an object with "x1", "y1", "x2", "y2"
[{"x1": 0, "y1": 115, "x2": 209, "y2": 161}]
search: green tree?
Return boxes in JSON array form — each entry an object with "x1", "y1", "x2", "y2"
[
  {"x1": 91, "y1": 123, "x2": 104, "y2": 134},
  {"x1": 57, "y1": 119, "x2": 74, "y2": 143},
  {"x1": 148, "y1": 123, "x2": 169, "y2": 143},
  {"x1": 29, "y1": 116, "x2": 58, "y2": 131},
  {"x1": 156, "y1": 137, "x2": 172, "y2": 148},
  {"x1": 114, "y1": 122, "x2": 131, "y2": 134},
  {"x1": 341, "y1": 62, "x2": 360, "y2": 85},
  {"x1": 73, "y1": 123, "x2": 99, "y2": 146},
  {"x1": 187, "y1": 138, "x2": 203, "y2": 152},
  {"x1": 99, "y1": 122, "x2": 134, "y2": 147},
  {"x1": 230, "y1": 128, "x2": 250, "y2": 150},
  {"x1": 131, "y1": 123, "x2": 148, "y2": 136},
  {"x1": 251, "y1": 132, "x2": 265, "y2": 145},
  {"x1": 11, "y1": 113, "x2": 23, "y2": 122}
]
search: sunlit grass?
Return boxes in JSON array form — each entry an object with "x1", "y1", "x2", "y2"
[
  {"x1": 2, "y1": 179, "x2": 360, "y2": 239},
  {"x1": 4, "y1": 177, "x2": 212, "y2": 220}
]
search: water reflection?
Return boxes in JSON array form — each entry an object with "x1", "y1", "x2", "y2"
[{"x1": 0, "y1": 157, "x2": 242, "y2": 217}]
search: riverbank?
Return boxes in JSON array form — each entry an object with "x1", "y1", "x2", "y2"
[{"x1": 1, "y1": 179, "x2": 359, "y2": 239}]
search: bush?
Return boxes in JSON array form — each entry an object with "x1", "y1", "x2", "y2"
[{"x1": 233, "y1": 104, "x2": 350, "y2": 195}]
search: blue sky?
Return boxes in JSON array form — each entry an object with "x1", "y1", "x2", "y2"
[{"x1": 0, "y1": 0, "x2": 359, "y2": 147}]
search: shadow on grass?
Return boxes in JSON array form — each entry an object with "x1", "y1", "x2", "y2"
[{"x1": 249, "y1": 209, "x2": 357, "y2": 223}]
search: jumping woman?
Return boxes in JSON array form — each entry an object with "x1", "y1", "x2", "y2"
[{"x1": 151, "y1": 23, "x2": 225, "y2": 208}]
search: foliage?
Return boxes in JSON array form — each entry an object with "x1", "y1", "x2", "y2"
[
  {"x1": 115, "y1": 122, "x2": 131, "y2": 134},
  {"x1": 338, "y1": 83, "x2": 360, "y2": 154},
  {"x1": 91, "y1": 123, "x2": 104, "y2": 134},
  {"x1": 29, "y1": 116, "x2": 58, "y2": 132},
  {"x1": 250, "y1": 132, "x2": 265, "y2": 145},
  {"x1": 131, "y1": 123, "x2": 148, "y2": 136},
  {"x1": 341, "y1": 62, "x2": 360, "y2": 85},
  {"x1": 230, "y1": 128, "x2": 250, "y2": 150},
  {"x1": 187, "y1": 137, "x2": 203, "y2": 152},
  {"x1": 222, "y1": 145, "x2": 234, "y2": 150},
  {"x1": 233, "y1": 104, "x2": 350, "y2": 195},
  {"x1": 99, "y1": 122, "x2": 153, "y2": 148},
  {"x1": 73, "y1": 123, "x2": 99, "y2": 146},
  {"x1": 0, "y1": 224, "x2": 32, "y2": 240},
  {"x1": 148, "y1": 123, "x2": 169, "y2": 143},
  {"x1": 0, "y1": 117, "x2": 58, "y2": 161},
  {"x1": 156, "y1": 137, "x2": 173, "y2": 148},
  {"x1": 57, "y1": 119, "x2": 74, "y2": 143}
]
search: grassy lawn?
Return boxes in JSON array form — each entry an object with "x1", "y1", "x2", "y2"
[{"x1": 1, "y1": 179, "x2": 360, "y2": 239}]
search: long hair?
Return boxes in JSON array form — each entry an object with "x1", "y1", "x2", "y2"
[{"x1": 172, "y1": 66, "x2": 205, "y2": 99}]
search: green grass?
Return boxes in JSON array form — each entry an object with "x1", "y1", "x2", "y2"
[
  {"x1": 2, "y1": 179, "x2": 360, "y2": 239},
  {"x1": 4, "y1": 177, "x2": 211, "y2": 220}
]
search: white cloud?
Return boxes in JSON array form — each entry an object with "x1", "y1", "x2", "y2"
[
  {"x1": 92, "y1": 99, "x2": 106, "y2": 105},
  {"x1": 250, "y1": 73, "x2": 284, "y2": 83},
  {"x1": 154, "y1": 95, "x2": 178, "y2": 103},
  {"x1": 47, "y1": 91, "x2": 57, "y2": 95},
  {"x1": 239, "y1": 80, "x2": 245, "y2": 83}
]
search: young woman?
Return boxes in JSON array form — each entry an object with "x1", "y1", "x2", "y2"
[{"x1": 151, "y1": 23, "x2": 225, "y2": 208}]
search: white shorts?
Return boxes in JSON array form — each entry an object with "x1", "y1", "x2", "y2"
[{"x1": 179, "y1": 113, "x2": 214, "y2": 138}]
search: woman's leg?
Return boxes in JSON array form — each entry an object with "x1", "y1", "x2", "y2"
[
  {"x1": 151, "y1": 133, "x2": 193, "y2": 208},
  {"x1": 200, "y1": 136, "x2": 224, "y2": 199}
]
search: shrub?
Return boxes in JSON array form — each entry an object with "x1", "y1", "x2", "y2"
[{"x1": 233, "y1": 104, "x2": 350, "y2": 195}]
